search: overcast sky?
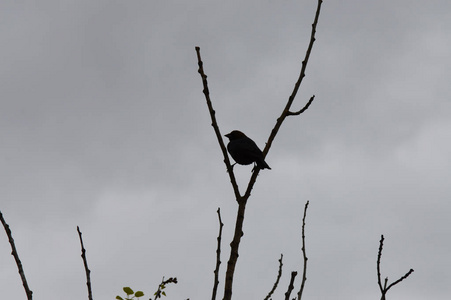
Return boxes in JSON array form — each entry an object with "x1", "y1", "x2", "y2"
[{"x1": 1, "y1": 1, "x2": 450, "y2": 299}]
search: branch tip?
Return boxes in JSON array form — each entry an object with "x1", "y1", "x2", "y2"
[
  {"x1": 376, "y1": 235, "x2": 413, "y2": 299},
  {"x1": 77, "y1": 226, "x2": 93, "y2": 300},
  {"x1": 0, "y1": 211, "x2": 33, "y2": 300}
]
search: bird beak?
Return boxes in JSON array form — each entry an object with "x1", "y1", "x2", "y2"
[{"x1": 225, "y1": 133, "x2": 230, "y2": 138}]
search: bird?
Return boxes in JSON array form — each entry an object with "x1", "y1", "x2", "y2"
[{"x1": 224, "y1": 130, "x2": 271, "y2": 170}]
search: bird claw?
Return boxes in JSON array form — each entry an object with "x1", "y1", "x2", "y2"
[
  {"x1": 252, "y1": 164, "x2": 259, "y2": 172},
  {"x1": 227, "y1": 163, "x2": 236, "y2": 173}
]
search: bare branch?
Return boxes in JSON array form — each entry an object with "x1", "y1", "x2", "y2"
[
  {"x1": 386, "y1": 269, "x2": 414, "y2": 291},
  {"x1": 0, "y1": 210, "x2": 33, "y2": 300},
  {"x1": 284, "y1": 271, "x2": 298, "y2": 300},
  {"x1": 195, "y1": 47, "x2": 241, "y2": 201},
  {"x1": 262, "y1": 0, "x2": 322, "y2": 159},
  {"x1": 77, "y1": 226, "x2": 93, "y2": 300},
  {"x1": 196, "y1": 2, "x2": 324, "y2": 299},
  {"x1": 241, "y1": 0, "x2": 324, "y2": 205},
  {"x1": 286, "y1": 95, "x2": 315, "y2": 116},
  {"x1": 212, "y1": 208, "x2": 224, "y2": 300},
  {"x1": 153, "y1": 277, "x2": 178, "y2": 300},
  {"x1": 264, "y1": 254, "x2": 284, "y2": 300},
  {"x1": 376, "y1": 235, "x2": 414, "y2": 300},
  {"x1": 297, "y1": 201, "x2": 309, "y2": 300},
  {"x1": 229, "y1": 1, "x2": 323, "y2": 294},
  {"x1": 223, "y1": 201, "x2": 247, "y2": 300},
  {"x1": 377, "y1": 235, "x2": 384, "y2": 293}
]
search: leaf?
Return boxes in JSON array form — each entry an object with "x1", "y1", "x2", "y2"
[
  {"x1": 123, "y1": 287, "x2": 134, "y2": 295},
  {"x1": 116, "y1": 296, "x2": 124, "y2": 300},
  {"x1": 135, "y1": 291, "x2": 144, "y2": 297},
  {"x1": 162, "y1": 291, "x2": 166, "y2": 296}
]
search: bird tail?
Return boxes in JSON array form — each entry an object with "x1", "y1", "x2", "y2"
[{"x1": 256, "y1": 159, "x2": 271, "y2": 170}]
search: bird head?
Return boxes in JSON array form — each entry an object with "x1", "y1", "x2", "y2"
[{"x1": 225, "y1": 130, "x2": 247, "y2": 140}]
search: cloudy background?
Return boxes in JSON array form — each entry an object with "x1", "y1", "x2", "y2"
[{"x1": 1, "y1": 0, "x2": 450, "y2": 299}]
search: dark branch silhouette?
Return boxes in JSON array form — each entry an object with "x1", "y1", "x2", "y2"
[
  {"x1": 77, "y1": 226, "x2": 93, "y2": 300},
  {"x1": 212, "y1": 208, "x2": 224, "y2": 300},
  {"x1": 261, "y1": 0, "x2": 323, "y2": 160},
  {"x1": 152, "y1": 277, "x2": 178, "y2": 300},
  {"x1": 297, "y1": 201, "x2": 309, "y2": 300},
  {"x1": 195, "y1": 47, "x2": 241, "y2": 201},
  {"x1": 286, "y1": 95, "x2": 315, "y2": 116},
  {"x1": 264, "y1": 254, "x2": 284, "y2": 300},
  {"x1": 196, "y1": 1, "x2": 323, "y2": 299},
  {"x1": 377, "y1": 235, "x2": 414, "y2": 300},
  {"x1": 0, "y1": 210, "x2": 33, "y2": 300},
  {"x1": 284, "y1": 271, "x2": 298, "y2": 300}
]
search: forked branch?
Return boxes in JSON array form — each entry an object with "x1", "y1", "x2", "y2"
[
  {"x1": 261, "y1": 0, "x2": 323, "y2": 160},
  {"x1": 377, "y1": 235, "x2": 414, "y2": 300},
  {"x1": 195, "y1": 2, "x2": 323, "y2": 300}
]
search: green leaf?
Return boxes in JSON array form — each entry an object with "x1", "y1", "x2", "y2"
[
  {"x1": 123, "y1": 287, "x2": 134, "y2": 295},
  {"x1": 135, "y1": 291, "x2": 144, "y2": 297},
  {"x1": 162, "y1": 291, "x2": 166, "y2": 296},
  {"x1": 116, "y1": 296, "x2": 124, "y2": 300}
]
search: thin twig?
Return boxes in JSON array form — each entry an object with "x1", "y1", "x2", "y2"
[
  {"x1": 212, "y1": 208, "x2": 224, "y2": 300},
  {"x1": 376, "y1": 235, "x2": 414, "y2": 300},
  {"x1": 153, "y1": 277, "x2": 178, "y2": 299},
  {"x1": 240, "y1": 0, "x2": 324, "y2": 203},
  {"x1": 195, "y1": 50, "x2": 245, "y2": 300},
  {"x1": 297, "y1": 201, "x2": 309, "y2": 300},
  {"x1": 264, "y1": 254, "x2": 284, "y2": 300},
  {"x1": 286, "y1": 95, "x2": 315, "y2": 116},
  {"x1": 261, "y1": 0, "x2": 323, "y2": 160},
  {"x1": 195, "y1": 47, "x2": 241, "y2": 201},
  {"x1": 284, "y1": 271, "x2": 298, "y2": 300},
  {"x1": 0, "y1": 210, "x2": 33, "y2": 300},
  {"x1": 377, "y1": 235, "x2": 384, "y2": 293},
  {"x1": 386, "y1": 269, "x2": 414, "y2": 291},
  {"x1": 77, "y1": 226, "x2": 93, "y2": 300}
]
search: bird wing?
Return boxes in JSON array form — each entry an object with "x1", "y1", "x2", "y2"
[{"x1": 241, "y1": 138, "x2": 264, "y2": 156}]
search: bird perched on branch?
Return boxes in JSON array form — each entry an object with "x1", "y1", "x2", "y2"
[{"x1": 224, "y1": 130, "x2": 271, "y2": 170}]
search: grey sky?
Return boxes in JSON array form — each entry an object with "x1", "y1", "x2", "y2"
[{"x1": 1, "y1": 1, "x2": 450, "y2": 299}]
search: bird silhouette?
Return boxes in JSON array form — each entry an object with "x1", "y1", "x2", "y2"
[{"x1": 224, "y1": 130, "x2": 271, "y2": 170}]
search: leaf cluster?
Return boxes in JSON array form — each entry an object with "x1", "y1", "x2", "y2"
[{"x1": 116, "y1": 287, "x2": 144, "y2": 300}]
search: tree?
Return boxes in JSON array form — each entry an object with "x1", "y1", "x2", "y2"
[
  {"x1": 0, "y1": 1, "x2": 414, "y2": 299},
  {"x1": 195, "y1": 1, "x2": 322, "y2": 299}
]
